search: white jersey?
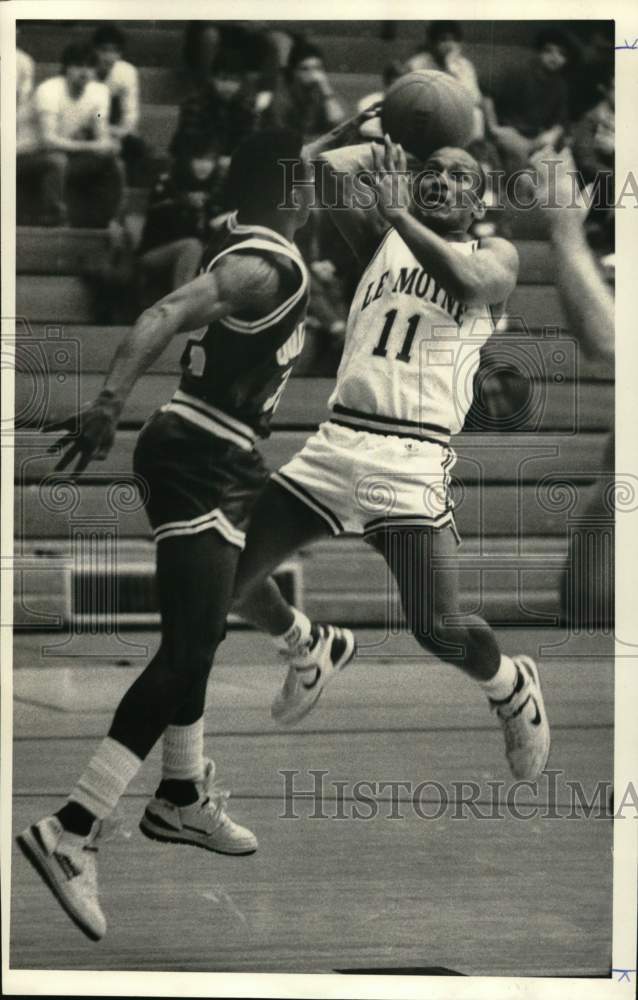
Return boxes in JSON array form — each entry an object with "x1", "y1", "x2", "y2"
[{"x1": 329, "y1": 228, "x2": 495, "y2": 444}]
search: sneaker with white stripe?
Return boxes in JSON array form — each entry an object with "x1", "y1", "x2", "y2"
[
  {"x1": 16, "y1": 814, "x2": 109, "y2": 941},
  {"x1": 139, "y1": 759, "x2": 257, "y2": 855},
  {"x1": 490, "y1": 655, "x2": 551, "y2": 780},
  {"x1": 271, "y1": 623, "x2": 356, "y2": 726}
]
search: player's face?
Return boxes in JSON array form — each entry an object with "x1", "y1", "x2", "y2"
[{"x1": 413, "y1": 148, "x2": 484, "y2": 234}]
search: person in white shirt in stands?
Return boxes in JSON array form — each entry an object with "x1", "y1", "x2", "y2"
[
  {"x1": 17, "y1": 43, "x2": 124, "y2": 227},
  {"x1": 16, "y1": 28, "x2": 35, "y2": 116},
  {"x1": 92, "y1": 23, "x2": 148, "y2": 186}
]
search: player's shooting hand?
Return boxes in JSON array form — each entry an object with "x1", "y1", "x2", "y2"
[
  {"x1": 370, "y1": 133, "x2": 410, "y2": 221},
  {"x1": 45, "y1": 390, "x2": 123, "y2": 474},
  {"x1": 328, "y1": 102, "x2": 384, "y2": 146},
  {"x1": 358, "y1": 100, "x2": 384, "y2": 140}
]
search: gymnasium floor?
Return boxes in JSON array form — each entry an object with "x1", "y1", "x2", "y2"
[{"x1": 10, "y1": 626, "x2": 613, "y2": 977}]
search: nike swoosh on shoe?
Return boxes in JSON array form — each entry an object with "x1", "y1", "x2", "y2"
[
  {"x1": 302, "y1": 667, "x2": 322, "y2": 690},
  {"x1": 529, "y1": 695, "x2": 542, "y2": 726}
]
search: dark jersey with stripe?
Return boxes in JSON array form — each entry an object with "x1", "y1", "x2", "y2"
[{"x1": 178, "y1": 213, "x2": 309, "y2": 439}]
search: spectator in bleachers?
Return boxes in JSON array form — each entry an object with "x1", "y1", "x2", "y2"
[
  {"x1": 572, "y1": 73, "x2": 614, "y2": 181},
  {"x1": 171, "y1": 30, "x2": 264, "y2": 164},
  {"x1": 268, "y1": 39, "x2": 345, "y2": 140},
  {"x1": 572, "y1": 72, "x2": 614, "y2": 252},
  {"x1": 17, "y1": 43, "x2": 124, "y2": 227},
  {"x1": 181, "y1": 21, "x2": 277, "y2": 93},
  {"x1": 137, "y1": 133, "x2": 226, "y2": 297},
  {"x1": 181, "y1": 21, "x2": 222, "y2": 87},
  {"x1": 485, "y1": 28, "x2": 572, "y2": 173},
  {"x1": 16, "y1": 28, "x2": 34, "y2": 115},
  {"x1": 407, "y1": 22, "x2": 485, "y2": 142},
  {"x1": 92, "y1": 23, "x2": 148, "y2": 186},
  {"x1": 567, "y1": 24, "x2": 614, "y2": 122}
]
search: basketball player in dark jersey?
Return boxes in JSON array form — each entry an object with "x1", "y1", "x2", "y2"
[{"x1": 15, "y1": 127, "x2": 345, "y2": 941}]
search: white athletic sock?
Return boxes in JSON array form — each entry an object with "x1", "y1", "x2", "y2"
[
  {"x1": 272, "y1": 607, "x2": 312, "y2": 653},
  {"x1": 479, "y1": 654, "x2": 519, "y2": 702},
  {"x1": 162, "y1": 718, "x2": 205, "y2": 783},
  {"x1": 68, "y1": 736, "x2": 143, "y2": 820}
]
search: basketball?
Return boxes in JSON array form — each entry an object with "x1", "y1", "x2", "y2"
[{"x1": 381, "y1": 70, "x2": 475, "y2": 160}]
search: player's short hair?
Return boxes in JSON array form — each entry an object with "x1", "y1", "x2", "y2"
[
  {"x1": 428, "y1": 21, "x2": 464, "y2": 45},
  {"x1": 535, "y1": 27, "x2": 572, "y2": 57},
  {"x1": 226, "y1": 128, "x2": 304, "y2": 216},
  {"x1": 61, "y1": 43, "x2": 97, "y2": 70},
  {"x1": 92, "y1": 23, "x2": 126, "y2": 50}
]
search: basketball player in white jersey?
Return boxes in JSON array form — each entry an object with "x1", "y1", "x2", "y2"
[{"x1": 234, "y1": 134, "x2": 551, "y2": 782}]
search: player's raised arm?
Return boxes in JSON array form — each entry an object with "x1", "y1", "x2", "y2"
[
  {"x1": 371, "y1": 135, "x2": 519, "y2": 306},
  {"x1": 317, "y1": 141, "x2": 391, "y2": 265},
  {"x1": 525, "y1": 147, "x2": 613, "y2": 361},
  {"x1": 47, "y1": 254, "x2": 282, "y2": 472},
  {"x1": 298, "y1": 104, "x2": 390, "y2": 266},
  {"x1": 302, "y1": 102, "x2": 383, "y2": 161}
]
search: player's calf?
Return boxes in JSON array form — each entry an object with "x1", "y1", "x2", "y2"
[{"x1": 410, "y1": 622, "x2": 550, "y2": 780}]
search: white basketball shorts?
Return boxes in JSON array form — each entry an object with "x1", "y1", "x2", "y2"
[{"x1": 271, "y1": 421, "x2": 459, "y2": 540}]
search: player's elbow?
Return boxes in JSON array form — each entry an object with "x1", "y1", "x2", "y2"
[
  {"x1": 452, "y1": 276, "x2": 485, "y2": 306},
  {"x1": 141, "y1": 300, "x2": 181, "y2": 333},
  {"x1": 458, "y1": 266, "x2": 517, "y2": 307}
]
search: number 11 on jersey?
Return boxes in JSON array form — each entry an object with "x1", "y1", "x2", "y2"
[{"x1": 372, "y1": 309, "x2": 420, "y2": 364}]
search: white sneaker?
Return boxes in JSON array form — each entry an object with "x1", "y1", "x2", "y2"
[
  {"x1": 139, "y1": 759, "x2": 257, "y2": 855},
  {"x1": 490, "y1": 655, "x2": 551, "y2": 780},
  {"x1": 272, "y1": 623, "x2": 356, "y2": 727},
  {"x1": 16, "y1": 814, "x2": 107, "y2": 941}
]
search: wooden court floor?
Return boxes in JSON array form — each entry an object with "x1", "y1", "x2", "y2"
[{"x1": 10, "y1": 627, "x2": 613, "y2": 976}]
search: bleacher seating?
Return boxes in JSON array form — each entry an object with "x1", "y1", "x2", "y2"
[{"x1": 13, "y1": 20, "x2": 614, "y2": 632}]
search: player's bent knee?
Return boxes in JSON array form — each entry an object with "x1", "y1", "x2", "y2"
[
  {"x1": 162, "y1": 626, "x2": 226, "y2": 683},
  {"x1": 411, "y1": 621, "x2": 471, "y2": 666}
]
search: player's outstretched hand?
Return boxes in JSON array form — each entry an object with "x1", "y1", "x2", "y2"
[
  {"x1": 522, "y1": 147, "x2": 593, "y2": 237},
  {"x1": 45, "y1": 391, "x2": 122, "y2": 473},
  {"x1": 370, "y1": 133, "x2": 410, "y2": 221}
]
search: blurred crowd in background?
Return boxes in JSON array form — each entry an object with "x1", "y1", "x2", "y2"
[{"x1": 16, "y1": 20, "x2": 615, "y2": 373}]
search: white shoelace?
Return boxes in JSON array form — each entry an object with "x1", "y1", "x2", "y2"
[{"x1": 199, "y1": 761, "x2": 231, "y2": 830}]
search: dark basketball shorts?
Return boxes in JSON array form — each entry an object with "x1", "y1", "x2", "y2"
[{"x1": 133, "y1": 409, "x2": 269, "y2": 550}]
